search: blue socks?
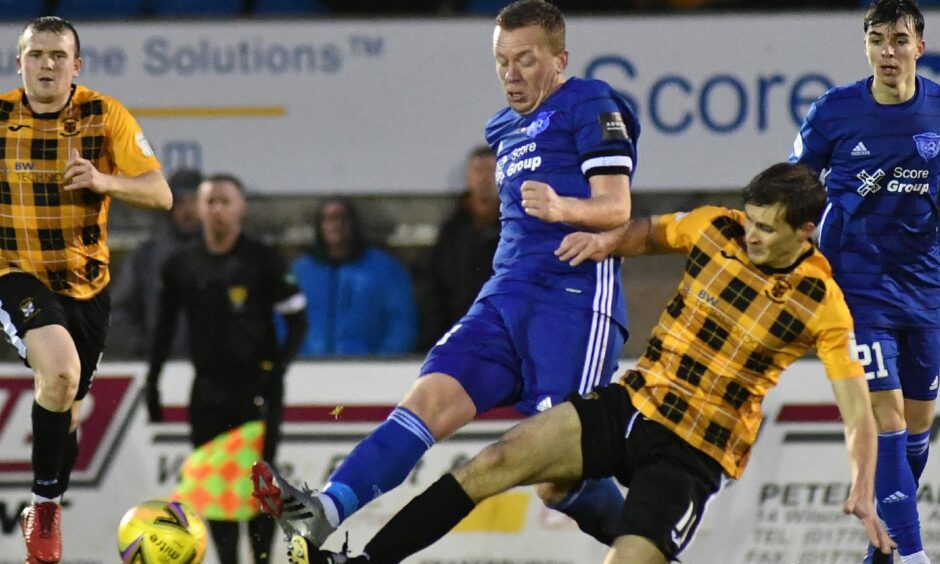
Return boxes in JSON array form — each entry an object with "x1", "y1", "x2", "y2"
[
  {"x1": 906, "y1": 429, "x2": 930, "y2": 487},
  {"x1": 875, "y1": 430, "x2": 923, "y2": 557},
  {"x1": 548, "y1": 478, "x2": 624, "y2": 546},
  {"x1": 323, "y1": 407, "x2": 434, "y2": 523}
]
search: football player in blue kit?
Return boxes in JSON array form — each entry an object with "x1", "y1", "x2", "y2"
[
  {"x1": 790, "y1": 1, "x2": 937, "y2": 562},
  {"x1": 251, "y1": 0, "x2": 639, "y2": 561}
]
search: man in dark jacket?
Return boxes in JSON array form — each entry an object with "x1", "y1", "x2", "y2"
[
  {"x1": 146, "y1": 173, "x2": 307, "y2": 564},
  {"x1": 419, "y1": 145, "x2": 500, "y2": 349}
]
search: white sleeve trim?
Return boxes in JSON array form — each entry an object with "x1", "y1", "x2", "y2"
[
  {"x1": 274, "y1": 292, "x2": 307, "y2": 314},
  {"x1": 581, "y1": 155, "x2": 633, "y2": 175}
]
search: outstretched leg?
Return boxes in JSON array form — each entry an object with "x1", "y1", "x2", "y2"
[
  {"x1": 253, "y1": 373, "x2": 477, "y2": 549},
  {"x1": 356, "y1": 402, "x2": 586, "y2": 563}
]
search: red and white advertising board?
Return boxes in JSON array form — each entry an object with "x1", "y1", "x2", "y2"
[{"x1": 0, "y1": 360, "x2": 936, "y2": 563}]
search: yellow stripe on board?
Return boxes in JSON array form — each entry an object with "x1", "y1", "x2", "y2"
[
  {"x1": 129, "y1": 106, "x2": 286, "y2": 118},
  {"x1": 453, "y1": 491, "x2": 530, "y2": 533}
]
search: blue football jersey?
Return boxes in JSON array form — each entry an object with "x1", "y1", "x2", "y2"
[
  {"x1": 479, "y1": 77, "x2": 639, "y2": 330},
  {"x1": 790, "y1": 75, "x2": 940, "y2": 328}
]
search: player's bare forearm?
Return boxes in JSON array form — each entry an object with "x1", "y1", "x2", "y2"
[
  {"x1": 104, "y1": 169, "x2": 173, "y2": 210},
  {"x1": 560, "y1": 193, "x2": 631, "y2": 230},
  {"x1": 613, "y1": 216, "x2": 657, "y2": 257},
  {"x1": 521, "y1": 175, "x2": 630, "y2": 229},
  {"x1": 832, "y1": 377, "x2": 877, "y2": 487},
  {"x1": 563, "y1": 174, "x2": 631, "y2": 230},
  {"x1": 555, "y1": 229, "x2": 620, "y2": 266},
  {"x1": 63, "y1": 148, "x2": 172, "y2": 209},
  {"x1": 831, "y1": 376, "x2": 893, "y2": 553},
  {"x1": 556, "y1": 217, "x2": 656, "y2": 266}
]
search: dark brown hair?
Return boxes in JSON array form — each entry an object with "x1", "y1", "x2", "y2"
[
  {"x1": 864, "y1": 0, "x2": 924, "y2": 38},
  {"x1": 742, "y1": 163, "x2": 826, "y2": 229},
  {"x1": 20, "y1": 16, "x2": 81, "y2": 58}
]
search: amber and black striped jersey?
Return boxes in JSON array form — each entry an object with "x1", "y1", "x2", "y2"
[
  {"x1": 618, "y1": 206, "x2": 863, "y2": 478},
  {"x1": 0, "y1": 85, "x2": 162, "y2": 299}
]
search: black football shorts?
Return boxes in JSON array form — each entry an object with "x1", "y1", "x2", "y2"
[
  {"x1": 569, "y1": 379, "x2": 726, "y2": 560},
  {"x1": 0, "y1": 272, "x2": 109, "y2": 400}
]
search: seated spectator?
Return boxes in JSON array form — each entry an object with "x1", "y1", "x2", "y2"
[
  {"x1": 418, "y1": 145, "x2": 499, "y2": 349},
  {"x1": 109, "y1": 169, "x2": 202, "y2": 358},
  {"x1": 293, "y1": 197, "x2": 418, "y2": 356}
]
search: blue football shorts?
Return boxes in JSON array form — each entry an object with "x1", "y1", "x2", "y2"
[
  {"x1": 421, "y1": 293, "x2": 626, "y2": 416},
  {"x1": 854, "y1": 325, "x2": 940, "y2": 401}
]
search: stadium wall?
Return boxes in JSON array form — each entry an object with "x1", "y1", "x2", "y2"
[{"x1": 0, "y1": 360, "x2": 937, "y2": 563}]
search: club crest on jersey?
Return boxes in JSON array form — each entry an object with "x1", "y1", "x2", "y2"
[
  {"x1": 765, "y1": 278, "x2": 792, "y2": 302},
  {"x1": 913, "y1": 132, "x2": 940, "y2": 161},
  {"x1": 19, "y1": 298, "x2": 38, "y2": 321},
  {"x1": 523, "y1": 111, "x2": 554, "y2": 138},
  {"x1": 60, "y1": 117, "x2": 80, "y2": 137},
  {"x1": 228, "y1": 285, "x2": 248, "y2": 311}
]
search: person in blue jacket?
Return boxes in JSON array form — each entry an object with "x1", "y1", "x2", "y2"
[{"x1": 293, "y1": 196, "x2": 417, "y2": 356}]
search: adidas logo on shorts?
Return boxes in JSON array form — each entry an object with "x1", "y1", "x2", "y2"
[
  {"x1": 536, "y1": 397, "x2": 553, "y2": 412},
  {"x1": 881, "y1": 491, "x2": 909, "y2": 504}
]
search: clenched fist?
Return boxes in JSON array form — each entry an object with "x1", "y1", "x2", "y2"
[{"x1": 521, "y1": 180, "x2": 565, "y2": 223}]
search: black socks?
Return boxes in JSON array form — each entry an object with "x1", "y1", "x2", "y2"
[
  {"x1": 363, "y1": 473, "x2": 476, "y2": 563},
  {"x1": 31, "y1": 401, "x2": 71, "y2": 499}
]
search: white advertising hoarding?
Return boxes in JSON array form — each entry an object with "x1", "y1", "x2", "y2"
[
  {"x1": 0, "y1": 360, "x2": 937, "y2": 563},
  {"x1": 0, "y1": 14, "x2": 890, "y2": 193}
]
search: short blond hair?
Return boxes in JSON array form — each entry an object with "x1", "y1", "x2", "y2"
[{"x1": 496, "y1": 0, "x2": 565, "y2": 55}]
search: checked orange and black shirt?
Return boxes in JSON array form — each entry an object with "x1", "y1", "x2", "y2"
[
  {"x1": 618, "y1": 206, "x2": 863, "y2": 478},
  {"x1": 0, "y1": 84, "x2": 161, "y2": 299}
]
